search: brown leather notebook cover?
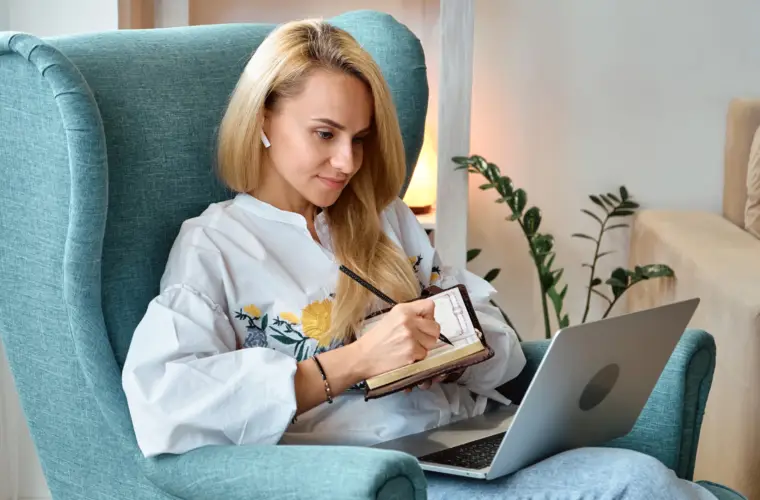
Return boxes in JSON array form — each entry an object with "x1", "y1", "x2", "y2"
[{"x1": 361, "y1": 284, "x2": 494, "y2": 401}]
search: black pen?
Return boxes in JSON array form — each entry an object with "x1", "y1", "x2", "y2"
[
  {"x1": 438, "y1": 332, "x2": 455, "y2": 346},
  {"x1": 339, "y1": 265, "x2": 455, "y2": 346}
]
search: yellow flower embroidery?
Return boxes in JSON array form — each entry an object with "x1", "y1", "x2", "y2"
[
  {"x1": 408, "y1": 256, "x2": 418, "y2": 266},
  {"x1": 243, "y1": 304, "x2": 262, "y2": 318},
  {"x1": 301, "y1": 299, "x2": 333, "y2": 347},
  {"x1": 430, "y1": 272, "x2": 440, "y2": 283},
  {"x1": 279, "y1": 312, "x2": 300, "y2": 324}
]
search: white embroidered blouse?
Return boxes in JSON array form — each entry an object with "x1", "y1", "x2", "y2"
[{"x1": 122, "y1": 194, "x2": 526, "y2": 458}]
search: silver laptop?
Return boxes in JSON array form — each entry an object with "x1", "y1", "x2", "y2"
[{"x1": 372, "y1": 298, "x2": 700, "y2": 480}]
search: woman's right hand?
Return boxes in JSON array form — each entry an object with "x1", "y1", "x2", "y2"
[{"x1": 354, "y1": 299, "x2": 441, "y2": 380}]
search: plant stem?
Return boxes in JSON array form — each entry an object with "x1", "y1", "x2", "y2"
[
  {"x1": 581, "y1": 217, "x2": 608, "y2": 323},
  {"x1": 602, "y1": 293, "x2": 622, "y2": 319},
  {"x1": 518, "y1": 219, "x2": 552, "y2": 339}
]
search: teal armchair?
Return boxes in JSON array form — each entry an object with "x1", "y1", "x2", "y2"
[{"x1": 0, "y1": 10, "x2": 742, "y2": 500}]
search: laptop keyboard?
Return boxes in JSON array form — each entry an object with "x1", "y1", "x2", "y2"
[{"x1": 419, "y1": 432, "x2": 506, "y2": 470}]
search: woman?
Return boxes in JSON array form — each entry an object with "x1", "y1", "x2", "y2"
[{"x1": 122, "y1": 19, "x2": 715, "y2": 499}]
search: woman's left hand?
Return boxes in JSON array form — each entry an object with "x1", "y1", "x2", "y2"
[
  {"x1": 406, "y1": 369, "x2": 465, "y2": 392},
  {"x1": 416, "y1": 374, "x2": 447, "y2": 390}
]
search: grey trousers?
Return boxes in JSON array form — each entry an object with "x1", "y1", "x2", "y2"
[{"x1": 426, "y1": 447, "x2": 717, "y2": 500}]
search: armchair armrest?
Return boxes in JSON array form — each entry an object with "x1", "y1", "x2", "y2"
[
  {"x1": 141, "y1": 444, "x2": 426, "y2": 500},
  {"x1": 498, "y1": 329, "x2": 715, "y2": 479}
]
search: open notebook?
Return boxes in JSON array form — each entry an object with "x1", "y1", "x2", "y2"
[{"x1": 356, "y1": 285, "x2": 494, "y2": 400}]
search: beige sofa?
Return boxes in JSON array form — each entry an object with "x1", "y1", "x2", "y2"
[{"x1": 628, "y1": 98, "x2": 760, "y2": 498}]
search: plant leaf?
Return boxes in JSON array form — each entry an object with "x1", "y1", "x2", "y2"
[
  {"x1": 611, "y1": 267, "x2": 629, "y2": 282},
  {"x1": 510, "y1": 188, "x2": 527, "y2": 215},
  {"x1": 604, "y1": 223, "x2": 629, "y2": 232},
  {"x1": 559, "y1": 314, "x2": 570, "y2": 328},
  {"x1": 271, "y1": 333, "x2": 298, "y2": 345},
  {"x1": 451, "y1": 155, "x2": 470, "y2": 165},
  {"x1": 589, "y1": 195, "x2": 609, "y2": 213},
  {"x1": 607, "y1": 193, "x2": 620, "y2": 203},
  {"x1": 484, "y1": 268, "x2": 501, "y2": 282},
  {"x1": 582, "y1": 263, "x2": 593, "y2": 269},
  {"x1": 559, "y1": 284, "x2": 568, "y2": 299},
  {"x1": 532, "y1": 234, "x2": 555, "y2": 254},
  {"x1": 486, "y1": 162, "x2": 500, "y2": 180},
  {"x1": 523, "y1": 207, "x2": 542, "y2": 237},
  {"x1": 639, "y1": 264, "x2": 675, "y2": 279},
  {"x1": 590, "y1": 288, "x2": 613, "y2": 304},
  {"x1": 572, "y1": 233, "x2": 598, "y2": 243},
  {"x1": 536, "y1": 253, "x2": 548, "y2": 267},
  {"x1": 507, "y1": 213, "x2": 520, "y2": 221},
  {"x1": 479, "y1": 183, "x2": 494, "y2": 190},
  {"x1": 551, "y1": 268, "x2": 564, "y2": 286},
  {"x1": 590, "y1": 277, "x2": 602, "y2": 287},
  {"x1": 597, "y1": 250, "x2": 615, "y2": 260},
  {"x1": 610, "y1": 209, "x2": 635, "y2": 217},
  {"x1": 546, "y1": 254, "x2": 556, "y2": 270},
  {"x1": 618, "y1": 200, "x2": 640, "y2": 209},
  {"x1": 581, "y1": 209, "x2": 603, "y2": 225},
  {"x1": 599, "y1": 194, "x2": 615, "y2": 208},
  {"x1": 619, "y1": 186, "x2": 629, "y2": 201},
  {"x1": 498, "y1": 176, "x2": 514, "y2": 197},
  {"x1": 547, "y1": 287, "x2": 563, "y2": 314},
  {"x1": 261, "y1": 314, "x2": 268, "y2": 332},
  {"x1": 606, "y1": 277, "x2": 627, "y2": 287},
  {"x1": 466, "y1": 248, "x2": 482, "y2": 262},
  {"x1": 607, "y1": 267, "x2": 630, "y2": 299}
]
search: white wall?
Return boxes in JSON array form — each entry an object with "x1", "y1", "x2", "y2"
[
  {"x1": 155, "y1": 0, "x2": 188, "y2": 29},
  {"x1": 468, "y1": 0, "x2": 760, "y2": 340},
  {"x1": 7, "y1": 0, "x2": 117, "y2": 37},
  {"x1": 0, "y1": 0, "x2": 9, "y2": 31}
]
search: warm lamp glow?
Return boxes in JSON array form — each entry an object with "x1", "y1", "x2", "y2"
[{"x1": 403, "y1": 130, "x2": 437, "y2": 213}]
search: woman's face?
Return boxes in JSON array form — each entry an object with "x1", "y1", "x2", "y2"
[{"x1": 262, "y1": 69, "x2": 373, "y2": 209}]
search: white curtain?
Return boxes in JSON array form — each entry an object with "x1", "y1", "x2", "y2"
[{"x1": 0, "y1": 340, "x2": 19, "y2": 500}]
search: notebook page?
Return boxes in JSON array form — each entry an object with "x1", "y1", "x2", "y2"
[{"x1": 357, "y1": 287, "x2": 480, "y2": 360}]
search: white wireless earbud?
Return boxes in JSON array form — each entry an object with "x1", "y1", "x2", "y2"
[{"x1": 261, "y1": 131, "x2": 271, "y2": 148}]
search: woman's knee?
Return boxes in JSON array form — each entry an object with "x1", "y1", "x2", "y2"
[
  {"x1": 603, "y1": 448, "x2": 674, "y2": 480},
  {"x1": 573, "y1": 447, "x2": 686, "y2": 498}
]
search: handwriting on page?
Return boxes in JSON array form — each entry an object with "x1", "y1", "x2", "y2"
[
  {"x1": 356, "y1": 287, "x2": 479, "y2": 351},
  {"x1": 429, "y1": 288, "x2": 480, "y2": 353}
]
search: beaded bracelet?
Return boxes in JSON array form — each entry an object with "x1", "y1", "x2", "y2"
[{"x1": 312, "y1": 355, "x2": 333, "y2": 404}]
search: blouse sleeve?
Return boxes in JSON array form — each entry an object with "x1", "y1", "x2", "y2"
[
  {"x1": 383, "y1": 199, "x2": 527, "y2": 396},
  {"x1": 121, "y1": 226, "x2": 298, "y2": 458}
]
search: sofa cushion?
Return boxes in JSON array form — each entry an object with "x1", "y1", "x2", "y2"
[{"x1": 745, "y1": 127, "x2": 760, "y2": 238}]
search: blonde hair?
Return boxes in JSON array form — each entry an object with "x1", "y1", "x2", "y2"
[{"x1": 217, "y1": 19, "x2": 420, "y2": 343}]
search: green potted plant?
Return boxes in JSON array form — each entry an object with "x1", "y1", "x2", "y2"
[{"x1": 457, "y1": 155, "x2": 674, "y2": 340}]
